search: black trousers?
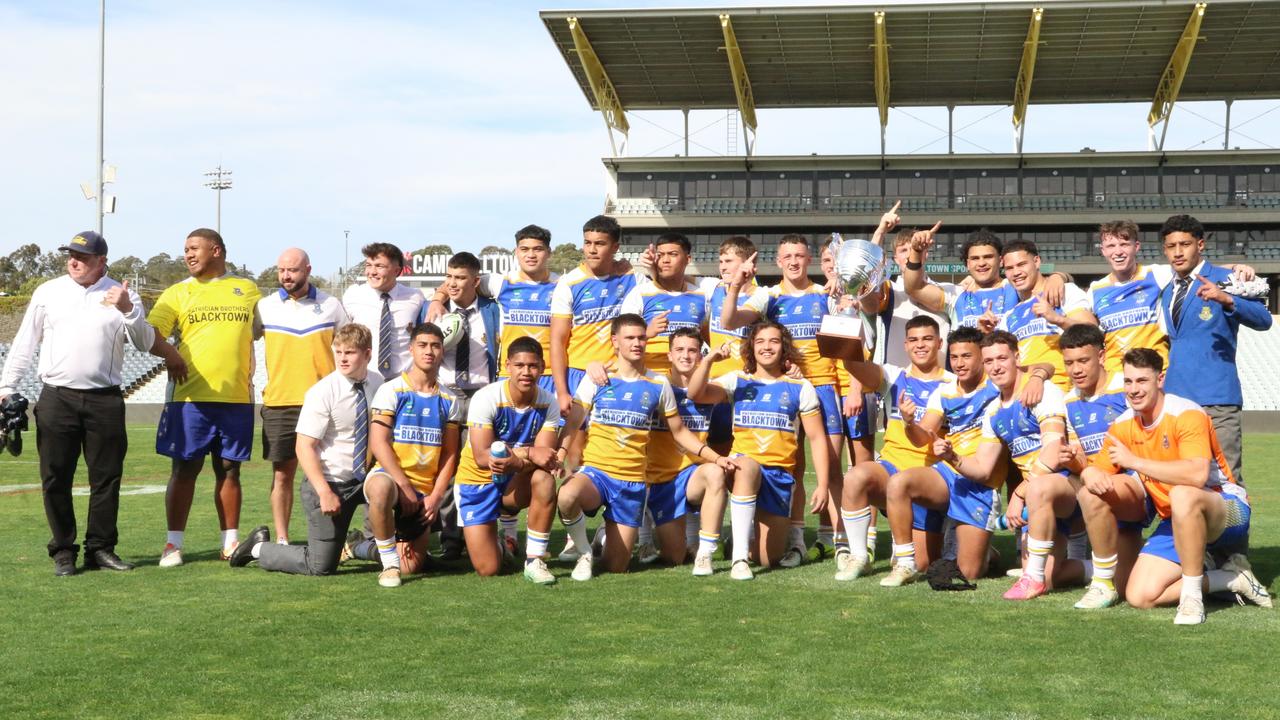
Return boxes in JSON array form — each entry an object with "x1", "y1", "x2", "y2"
[{"x1": 34, "y1": 384, "x2": 127, "y2": 556}]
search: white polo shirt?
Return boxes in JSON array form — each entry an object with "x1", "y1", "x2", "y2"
[
  {"x1": 341, "y1": 281, "x2": 424, "y2": 379},
  {"x1": 0, "y1": 273, "x2": 155, "y2": 395},
  {"x1": 295, "y1": 368, "x2": 383, "y2": 485}
]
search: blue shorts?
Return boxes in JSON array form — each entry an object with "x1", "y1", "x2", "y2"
[
  {"x1": 707, "y1": 403, "x2": 733, "y2": 445},
  {"x1": 580, "y1": 466, "x2": 647, "y2": 528},
  {"x1": 1140, "y1": 495, "x2": 1251, "y2": 565},
  {"x1": 647, "y1": 465, "x2": 697, "y2": 525},
  {"x1": 757, "y1": 464, "x2": 795, "y2": 518},
  {"x1": 455, "y1": 481, "x2": 510, "y2": 527},
  {"x1": 814, "y1": 384, "x2": 843, "y2": 437},
  {"x1": 843, "y1": 392, "x2": 874, "y2": 440},
  {"x1": 880, "y1": 459, "x2": 944, "y2": 533},
  {"x1": 566, "y1": 367, "x2": 587, "y2": 397},
  {"x1": 935, "y1": 462, "x2": 1000, "y2": 531},
  {"x1": 156, "y1": 401, "x2": 253, "y2": 462}
]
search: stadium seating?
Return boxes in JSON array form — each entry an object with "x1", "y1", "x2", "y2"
[
  {"x1": 1237, "y1": 323, "x2": 1280, "y2": 411},
  {"x1": 0, "y1": 341, "x2": 163, "y2": 401}
]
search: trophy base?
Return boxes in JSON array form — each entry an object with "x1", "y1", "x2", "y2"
[{"x1": 817, "y1": 315, "x2": 867, "y2": 361}]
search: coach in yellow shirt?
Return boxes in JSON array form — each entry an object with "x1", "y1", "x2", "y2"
[{"x1": 149, "y1": 228, "x2": 262, "y2": 567}]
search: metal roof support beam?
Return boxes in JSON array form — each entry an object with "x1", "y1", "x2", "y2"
[
  {"x1": 1147, "y1": 3, "x2": 1207, "y2": 152},
  {"x1": 1012, "y1": 7, "x2": 1044, "y2": 155},
  {"x1": 719, "y1": 14, "x2": 757, "y2": 156},
  {"x1": 568, "y1": 16, "x2": 630, "y2": 156},
  {"x1": 873, "y1": 11, "x2": 890, "y2": 155}
]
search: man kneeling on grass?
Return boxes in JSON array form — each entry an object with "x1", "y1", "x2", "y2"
[{"x1": 228, "y1": 324, "x2": 389, "y2": 583}]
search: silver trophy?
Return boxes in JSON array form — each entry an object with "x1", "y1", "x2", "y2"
[{"x1": 817, "y1": 233, "x2": 885, "y2": 360}]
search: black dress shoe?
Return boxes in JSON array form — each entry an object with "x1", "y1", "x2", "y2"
[
  {"x1": 229, "y1": 525, "x2": 270, "y2": 567},
  {"x1": 53, "y1": 550, "x2": 77, "y2": 577},
  {"x1": 83, "y1": 549, "x2": 135, "y2": 571}
]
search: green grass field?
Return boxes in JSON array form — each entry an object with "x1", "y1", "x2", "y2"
[{"x1": 0, "y1": 426, "x2": 1276, "y2": 720}]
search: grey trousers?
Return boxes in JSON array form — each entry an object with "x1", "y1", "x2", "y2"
[
  {"x1": 258, "y1": 480, "x2": 365, "y2": 575},
  {"x1": 1204, "y1": 405, "x2": 1244, "y2": 486}
]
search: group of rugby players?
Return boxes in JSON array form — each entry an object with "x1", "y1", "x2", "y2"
[{"x1": 217, "y1": 204, "x2": 1270, "y2": 626}]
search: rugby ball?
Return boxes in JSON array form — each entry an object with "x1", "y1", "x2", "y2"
[{"x1": 437, "y1": 312, "x2": 465, "y2": 350}]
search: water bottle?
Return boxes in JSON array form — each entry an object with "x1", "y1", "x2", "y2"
[
  {"x1": 490, "y1": 441, "x2": 511, "y2": 485},
  {"x1": 996, "y1": 506, "x2": 1029, "y2": 531}
]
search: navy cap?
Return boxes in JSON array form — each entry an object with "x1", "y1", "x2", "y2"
[{"x1": 59, "y1": 231, "x2": 109, "y2": 256}]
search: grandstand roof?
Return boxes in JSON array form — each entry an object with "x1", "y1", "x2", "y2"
[{"x1": 541, "y1": 0, "x2": 1280, "y2": 110}]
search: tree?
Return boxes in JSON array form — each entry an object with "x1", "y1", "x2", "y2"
[
  {"x1": 549, "y1": 243, "x2": 583, "y2": 274},
  {"x1": 256, "y1": 266, "x2": 279, "y2": 288},
  {"x1": 411, "y1": 244, "x2": 453, "y2": 257},
  {"x1": 479, "y1": 245, "x2": 510, "y2": 257},
  {"x1": 108, "y1": 255, "x2": 144, "y2": 282}
]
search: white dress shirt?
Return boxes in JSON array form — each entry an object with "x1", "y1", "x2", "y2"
[
  {"x1": 0, "y1": 274, "x2": 155, "y2": 395},
  {"x1": 439, "y1": 297, "x2": 490, "y2": 392},
  {"x1": 341, "y1": 281, "x2": 424, "y2": 378},
  {"x1": 295, "y1": 369, "x2": 383, "y2": 485}
]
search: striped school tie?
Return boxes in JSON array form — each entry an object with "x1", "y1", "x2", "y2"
[{"x1": 352, "y1": 380, "x2": 369, "y2": 481}]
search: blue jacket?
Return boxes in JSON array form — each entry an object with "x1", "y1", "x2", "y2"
[{"x1": 1161, "y1": 262, "x2": 1272, "y2": 407}]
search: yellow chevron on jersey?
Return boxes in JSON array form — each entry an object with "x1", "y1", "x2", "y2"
[
  {"x1": 713, "y1": 372, "x2": 819, "y2": 469},
  {"x1": 621, "y1": 278, "x2": 708, "y2": 374},
  {"x1": 877, "y1": 364, "x2": 953, "y2": 471},
  {"x1": 747, "y1": 283, "x2": 839, "y2": 386},
  {"x1": 488, "y1": 270, "x2": 559, "y2": 375},
  {"x1": 369, "y1": 377, "x2": 464, "y2": 494},
  {"x1": 550, "y1": 264, "x2": 637, "y2": 370},
  {"x1": 257, "y1": 286, "x2": 349, "y2": 407},
  {"x1": 454, "y1": 381, "x2": 560, "y2": 486},
  {"x1": 574, "y1": 371, "x2": 677, "y2": 482},
  {"x1": 924, "y1": 377, "x2": 1006, "y2": 488},
  {"x1": 645, "y1": 385, "x2": 716, "y2": 483},
  {"x1": 1087, "y1": 265, "x2": 1173, "y2": 376}
]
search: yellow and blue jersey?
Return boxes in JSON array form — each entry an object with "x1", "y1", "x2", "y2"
[
  {"x1": 574, "y1": 371, "x2": 677, "y2": 483},
  {"x1": 980, "y1": 379, "x2": 1068, "y2": 476},
  {"x1": 1064, "y1": 372, "x2": 1129, "y2": 458},
  {"x1": 997, "y1": 283, "x2": 1089, "y2": 392},
  {"x1": 1087, "y1": 265, "x2": 1174, "y2": 376},
  {"x1": 745, "y1": 283, "x2": 838, "y2": 386},
  {"x1": 551, "y1": 264, "x2": 637, "y2": 370},
  {"x1": 712, "y1": 372, "x2": 819, "y2": 469},
  {"x1": 645, "y1": 385, "x2": 716, "y2": 483},
  {"x1": 621, "y1": 279, "x2": 708, "y2": 374},
  {"x1": 148, "y1": 275, "x2": 262, "y2": 404},
  {"x1": 707, "y1": 278, "x2": 769, "y2": 377},
  {"x1": 256, "y1": 286, "x2": 349, "y2": 407},
  {"x1": 947, "y1": 281, "x2": 1020, "y2": 328},
  {"x1": 485, "y1": 271, "x2": 559, "y2": 375},
  {"x1": 370, "y1": 376, "x2": 464, "y2": 494},
  {"x1": 878, "y1": 364, "x2": 953, "y2": 471},
  {"x1": 455, "y1": 380, "x2": 560, "y2": 486},
  {"x1": 924, "y1": 377, "x2": 1006, "y2": 488}
]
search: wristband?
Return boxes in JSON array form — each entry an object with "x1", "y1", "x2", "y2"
[{"x1": 905, "y1": 260, "x2": 923, "y2": 271}]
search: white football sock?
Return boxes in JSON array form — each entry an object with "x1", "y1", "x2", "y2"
[
  {"x1": 166, "y1": 530, "x2": 184, "y2": 548},
  {"x1": 729, "y1": 494, "x2": 756, "y2": 563},
  {"x1": 842, "y1": 506, "x2": 873, "y2": 563}
]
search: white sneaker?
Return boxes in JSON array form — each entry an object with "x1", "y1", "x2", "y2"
[
  {"x1": 729, "y1": 559, "x2": 754, "y2": 581},
  {"x1": 158, "y1": 543, "x2": 183, "y2": 568},
  {"x1": 879, "y1": 563, "x2": 922, "y2": 587},
  {"x1": 523, "y1": 558, "x2": 556, "y2": 585},
  {"x1": 378, "y1": 567, "x2": 402, "y2": 588},
  {"x1": 571, "y1": 554, "x2": 594, "y2": 582},
  {"x1": 637, "y1": 542, "x2": 660, "y2": 565},
  {"x1": 1006, "y1": 567, "x2": 1024, "y2": 579},
  {"x1": 1073, "y1": 582, "x2": 1119, "y2": 610},
  {"x1": 1224, "y1": 554, "x2": 1273, "y2": 608},
  {"x1": 1174, "y1": 595, "x2": 1205, "y2": 625},
  {"x1": 778, "y1": 546, "x2": 805, "y2": 569},
  {"x1": 834, "y1": 551, "x2": 872, "y2": 582},
  {"x1": 557, "y1": 536, "x2": 582, "y2": 563},
  {"x1": 692, "y1": 552, "x2": 714, "y2": 577}
]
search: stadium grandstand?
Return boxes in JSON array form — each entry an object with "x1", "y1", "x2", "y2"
[{"x1": 541, "y1": 0, "x2": 1280, "y2": 306}]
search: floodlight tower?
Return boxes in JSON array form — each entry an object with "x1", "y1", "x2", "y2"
[{"x1": 203, "y1": 165, "x2": 233, "y2": 234}]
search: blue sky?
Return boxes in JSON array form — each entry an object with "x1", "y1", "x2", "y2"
[{"x1": 2, "y1": 0, "x2": 1278, "y2": 279}]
